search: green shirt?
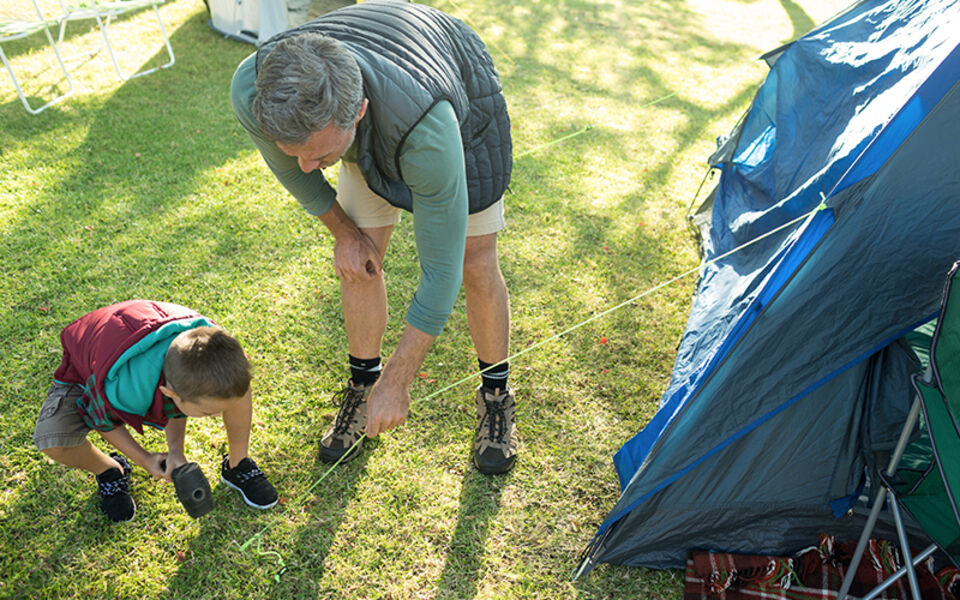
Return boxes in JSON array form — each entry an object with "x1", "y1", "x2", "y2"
[{"x1": 231, "y1": 54, "x2": 467, "y2": 336}]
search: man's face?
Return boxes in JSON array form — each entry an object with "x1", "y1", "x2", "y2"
[
  {"x1": 277, "y1": 122, "x2": 357, "y2": 173},
  {"x1": 276, "y1": 99, "x2": 368, "y2": 173}
]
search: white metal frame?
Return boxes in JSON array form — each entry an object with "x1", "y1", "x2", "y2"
[
  {"x1": 57, "y1": 0, "x2": 175, "y2": 82},
  {"x1": 0, "y1": 1, "x2": 74, "y2": 114}
]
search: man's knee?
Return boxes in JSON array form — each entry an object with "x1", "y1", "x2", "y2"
[
  {"x1": 340, "y1": 270, "x2": 386, "y2": 296},
  {"x1": 463, "y1": 234, "x2": 500, "y2": 280}
]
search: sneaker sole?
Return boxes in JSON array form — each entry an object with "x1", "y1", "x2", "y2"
[{"x1": 220, "y1": 477, "x2": 278, "y2": 510}]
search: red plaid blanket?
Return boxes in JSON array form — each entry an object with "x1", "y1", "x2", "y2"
[{"x1": 684, "y1": 535, "x2": 960, "y2": 600}]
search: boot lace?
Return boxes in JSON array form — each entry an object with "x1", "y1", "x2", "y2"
[
  {"x1": 331, "y1": 385, "x2": 366, "y2": 435},
  {"x1": 482, "y1": 397, "x2": 508, "y2": 444}
]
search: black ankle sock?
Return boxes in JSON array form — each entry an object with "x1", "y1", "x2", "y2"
[
  {"x1": 479, "y1": 359, "x2": 509, "y2": 392},
  {"x1": 349, "y1": 355, "x2": 382, "y2": 385}
]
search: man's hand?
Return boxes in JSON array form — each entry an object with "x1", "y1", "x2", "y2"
[
  {"x1": 363, "y1": 324, "x2": 437, "y2": 438},
  {"x1": 318, "y1": 202, "x2": 383, "y2": 283},
  {"x1": 333, "y1": 229, "x2": 383, "y2": 282},
  {"x1": 365, "y1": 378, "x2": 411, "y2": 438}
]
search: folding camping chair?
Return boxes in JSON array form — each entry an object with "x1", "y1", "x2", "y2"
[
  {"x1": 0, "y1": 0, "x2": 74, "y2": 114},
  {"x1": 838, "y1": 259, "x2": 960, "y2": 600},
  {"x1": 56, "y1": 0, "x2": 174, "y2": 81}
]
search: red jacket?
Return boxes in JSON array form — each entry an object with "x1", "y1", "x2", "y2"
[{"x1": 54, "y1": 300, "x2": 204, "y2": 433}]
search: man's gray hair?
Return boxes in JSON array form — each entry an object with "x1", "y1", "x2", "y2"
[{"x1": 252, "y1": 33, "x2": 363, "y2": 145}]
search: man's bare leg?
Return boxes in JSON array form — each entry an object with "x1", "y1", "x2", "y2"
[
  {"x1": 320, "y1": 225, "x2": 393, "y2": 462},
  {"x1": 340, "y1": 225, "x2": 393, "y2": 359},
  {"x1": 463, "y1": 232, "x2": 510, "y2": 365},
  {"x1": 463, "y1": 232, "x2": 517, "y2": 474}
]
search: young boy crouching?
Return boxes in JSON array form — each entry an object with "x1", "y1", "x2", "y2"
[{"x1": 33, "y1": 300, "x2": 278, "y2": 522}]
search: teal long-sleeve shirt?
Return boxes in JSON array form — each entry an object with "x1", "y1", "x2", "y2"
[{"x1": 230, "y1": 54, "x2": 467, "y2": 336}]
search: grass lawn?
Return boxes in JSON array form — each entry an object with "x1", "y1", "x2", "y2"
[{"x1": 0, "y1": 0, "x2": 835, "y2": 597}]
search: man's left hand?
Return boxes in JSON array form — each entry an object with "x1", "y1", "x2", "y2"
[{"x1": 365, "y1": 378, "x2": 410, "y2": 437}]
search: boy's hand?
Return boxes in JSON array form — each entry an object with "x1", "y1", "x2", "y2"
[
  {"x1": 142, "y1": 452, "x2": 169, "y2": 481},
  {"x1": 162, "y1": 416, "x2": 188, "y2": 482},
  {"x1": 161, "y1": 453, "x2": 188, "y2": 483}
]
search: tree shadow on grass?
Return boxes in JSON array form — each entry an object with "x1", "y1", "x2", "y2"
[
  {"x1": 0, "y1": 6, "x2": 345, "y2": 452},
  {"x1": 0, "y1": 10, "x2": 262, "y2": 317},
  {"x1": 434, "y1": 469, "x2": 509, "y2": 600},
  {"x1": 160, "y1": 450, "x2": 374, "y2": 599},
  {"x1": 779, "y1": 0, "x2": 816, "y2": 41}
]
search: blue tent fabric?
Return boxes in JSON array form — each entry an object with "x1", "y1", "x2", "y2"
[{"x1": 579, "y1": 0, "x2": 960, "y2": 574}]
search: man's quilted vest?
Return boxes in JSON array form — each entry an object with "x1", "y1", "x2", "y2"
[
  {"x1": 256, "y1": 0, "x2": 512, "y2": 214},
  {"x1": 54, "y1": 300, "x2": 203, "y2": 433}
]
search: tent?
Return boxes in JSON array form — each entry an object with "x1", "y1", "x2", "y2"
[
  {"x1": 204, "y1": 0, "x2": 290, "y2": 46},
  {"x1": 576, "y1": 0, "x2": 960, "y2": 575},
  {"x1": 204, "y1": 0, "x2": 339, "y2": 46}
]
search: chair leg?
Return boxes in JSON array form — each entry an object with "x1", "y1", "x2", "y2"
[
  {"x1": 58, "y1": 17, "x2": 102, "y2": 63},
  {"x1": 93, "y1": 12, "x2": 124, "y2": 80},
  {"x1": 838, "y1": 396, "x2": 923, "y2": 600},
  {"x1": 860, "y1": 543, "x2": 937, "y2": 600},
  {"x1": 94, "y1": 3, "x2": 175, "y2": 82},
  {"x1": 1, "y1": 29, "x2": 74, "y2": 115},
  {"x1": 838, "y1": 486, "x2": 889, "y2": 600},
  {"x1": 890, "y1": 498, "x2": 922, "y2": 599}
]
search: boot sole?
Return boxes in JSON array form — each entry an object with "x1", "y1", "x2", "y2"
[
  {"x1": 319, "y1": 439, "x2": 364, "y2": 464},
  {"x1": 473, "y1": 455, "x2": 517, "y2": 475}
]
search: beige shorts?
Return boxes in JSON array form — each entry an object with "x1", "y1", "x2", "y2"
[
  {"x1": 34, "y1": 381, "x2": 91, "y2": 451},
  {"x1": 336, "y1": 161, "x2": 505, "y2": 236}
]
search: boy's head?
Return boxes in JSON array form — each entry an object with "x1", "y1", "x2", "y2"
[{"x1": 159, "y1": 326, "x2": 252, "y2": 417}]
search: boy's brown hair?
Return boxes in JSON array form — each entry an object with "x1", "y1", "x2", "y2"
[{"x1": 163, "y1": 327, "x2": 251, "y2": 402}]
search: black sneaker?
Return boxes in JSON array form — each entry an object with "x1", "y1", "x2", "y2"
[
  {"x1": 319, "y1": 380, "x2": 372, "y2": 463},
  {"x1": 472, "y1": 386, "x2": 518, "y2": 474},
  {"x1": 97, "y1": 454, "x2": 135, "y2": 523},
  {"x1": 220, "y1": 456, "x2": 278, "y2": 509}
]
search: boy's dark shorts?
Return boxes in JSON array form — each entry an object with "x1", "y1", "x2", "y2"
[{"x1": 33, "y1": 382, "x2": 92, "y2": 451}]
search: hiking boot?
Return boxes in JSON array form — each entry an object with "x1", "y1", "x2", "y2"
[
  {"x1": 472, "y1": 386, "x2": 518, "y2": 474},
  {"x1": 97, "y1": 453, "x2": 135, "y2": 523},
  {"x1": 220, "y1": 456, "x2": 278, "y2": 509},
  {"x1": 319, "y1": 380, "x2": 371, "y2": 463}
]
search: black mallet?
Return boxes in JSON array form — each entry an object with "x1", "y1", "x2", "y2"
[{"x1": 162, "y1": 461, "x2": 214, "y2": 518}]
